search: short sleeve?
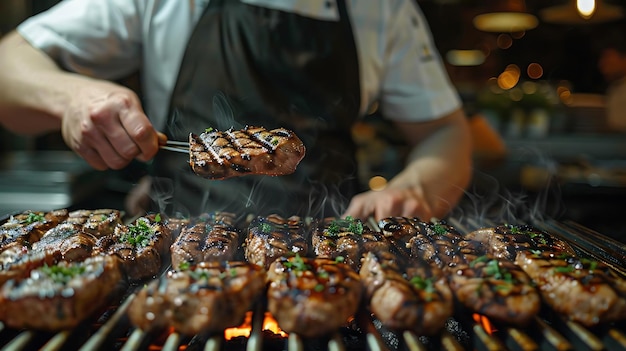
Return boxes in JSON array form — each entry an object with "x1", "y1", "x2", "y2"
[
  {"x1": 17, "y1": 0, "x2": 143, "y2": 80},
  {"x1": 380, "y1": 1, "x2": 461, "y2": 122}
]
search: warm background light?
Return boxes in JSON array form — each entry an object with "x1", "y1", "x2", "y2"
[{"x1": 577, "y1": 0, "x2": 596, "y2": 19}]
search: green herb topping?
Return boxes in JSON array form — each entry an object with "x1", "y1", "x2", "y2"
[
  {"x1": 205, "y1": 127, "x2": 214, "y2": 133},
  {"x1": 41, "y1": 263, "x2": 86, "y2": 284},
  {"x1": 120, "y1": 218, "x2": 155, "y2": 247},
  {"x1": 24, "y1": 212, "x2": 45, "y2": 224},
  {"x1": 469, "y1": 255, "x2": 489, "y2": 268},
  {"x1": 326, "y1": 216, "x2": 363, "y2": 236},
  {"x1": 179, "y1": 261, "x2": 191, "y2": 271},
  {"x1": 432, "y1": 223, "x2": 448, "y2": 235},
  {"x1": 259, "y1": 222, "x2": 273, "y2": 234},
  {"x1": 283, "y1": 254, "x2": 309, "y2": 271},
  {"x1": 409, "y1": 276, "x2": 435, "y2": 292},
  {"x1": 554, "y1": 266, "x2": 575, "y2": 273}
]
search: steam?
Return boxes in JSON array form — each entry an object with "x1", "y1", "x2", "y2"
[{"x1": 452, "y1": 146, "x2": 566, "y2": 227}]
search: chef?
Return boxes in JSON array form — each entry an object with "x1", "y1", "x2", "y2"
[{"x1": 0, "y1": 0, "x2": 472, "y2": 221}]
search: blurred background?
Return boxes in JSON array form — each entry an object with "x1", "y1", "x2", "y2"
[{"x1": 1, "y1": 0, "x2": 625, "y2": 241}]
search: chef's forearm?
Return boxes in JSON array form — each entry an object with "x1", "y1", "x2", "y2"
[
  {"x1": 388, "y1": 111, "x2": 473, "y2": 218},
  {"x1": 0, "y1": 31, "x2": 74, "y2": 135}
]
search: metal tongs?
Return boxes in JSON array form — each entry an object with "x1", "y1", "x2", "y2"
[{"x1": 159, "y1": 140, "x2": 189, "y2": 154}]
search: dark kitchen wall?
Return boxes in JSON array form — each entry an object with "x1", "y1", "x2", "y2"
[{"x1": 418, "y1": 0, "x2": 626, "y2": 94}]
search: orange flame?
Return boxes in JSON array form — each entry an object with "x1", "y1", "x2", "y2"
[
  {"x1": 473, "y1": 313, "x2": 497, "y2": 335},
  {"x1": 224, "y1": 312, "x2": 288, "y2": 340}
]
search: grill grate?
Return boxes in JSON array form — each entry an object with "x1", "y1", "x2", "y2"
[{"x1": 1, "y1": 217, "x2": 626, "y2": 351}]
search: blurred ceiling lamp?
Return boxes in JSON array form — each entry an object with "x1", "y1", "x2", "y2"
[
  {"x1": 540, "y1": 0, "x2": 624, "y2": 24},
  {"x1": 473, "y1": 0, "x2": 539, "y2": 32},
  {"x1": 446, "y1": 49, "x2": 486, "y2": 66}
]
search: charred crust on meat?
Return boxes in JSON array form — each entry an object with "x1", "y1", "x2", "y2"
[{"x1": 189, "y1": 126, "x2": 305, "y2": 180}]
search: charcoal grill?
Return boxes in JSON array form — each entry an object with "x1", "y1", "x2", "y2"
[{"x1": 1, "y1": 215, "x2": 625, "y2": 351}]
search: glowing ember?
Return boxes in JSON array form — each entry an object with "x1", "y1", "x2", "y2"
[
  {"x1": 224, "y1": 312, "x2": 288, "y2": 340},
  {"x1": 473, "y1": 313, "x2": 497, "y2": 335}
]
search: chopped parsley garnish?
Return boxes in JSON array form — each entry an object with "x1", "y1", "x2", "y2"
[
  {"x1": 554, "y1": 266, "x2": 575, "y2": 273},
  {"x1": 335, "y1": 256, "x2": 345, "y2": 263},
  {"x1": 24, "y1": 212, "x2": 44, "y2": 224},
  {"x1": 409, "y1": 276, "x2": 435, "y2": 292},
  {"x1": 179, "y1": 261, "x2": 191, "y2": 271},
  {"x1": 189, "y1": 269, "x2": 211, "y2": 281},
  {"x1": 326, "y1": 216, "x2": 363, "y2": 236},
  {"x1": 283, "y1": 254, "x2": 309, "y2": 271},
  {"x1": 154, "y1": 213, "x2": 162, "y2": 223},
  {"x1": 472, "y1": 258, "x2": 514, "y2": 283},
  {"x1": 469, "y1": 255, "x2": 489, "y2": 267},
  {"x1": 205, "y1": 127, "x2": 214, "y2": 133},
  {"x1": 432, "y1": 223, "x2": 447, "y2": 235},
  {"x1": 120, "y1": 218, "x2": 155, "y2": 247},
  {"x1": 259, "y1": 222, "x2": 272, "y2": 234},
  {"x1": 41, "y1": 263, "x2": 86, "y2": 284},
  {"x1": 314, "y1": 284, "x2": 325, "y2": 292},
  {"x1": 270, "y1": 137, "x2": 279, "y2": 146},
  {"x1": 505, "y1": 224, "x2": 520, "y2": 234}
]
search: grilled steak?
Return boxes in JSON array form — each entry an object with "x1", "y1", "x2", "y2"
[
  {"x1": 382, "y1": 218, "x2": 540, "y2": 326},
  {"x1": 95, "y1": 214, "x2": 172, "y2": 282},
  {"x1": 244, "y1": 214, "x2": 308, "y2": 269},
  {"x1": 0, "y1": 255, "x2": 124, "y2": 331},
  {"x1": 0, "y1": 209, "x2": 68, "y2": 264},
  {"x1": 189, "y1": 125, "x2": 306, "y2": 180},
  {"x1": 267, "y1": 255, "x2": 362, "y2": 337},
  {"x1": 170, "y1": 212, "x2": 241, "y2": 270},
  {"x1": 516, "y1": 250, "x2": 626, "y2": 326},
  {"x1": 63, "y1": 209, "x2": 122, "y2": 237},
  {"x1": 465, "y1": 224, "x2": 576, "y2": 261},
  {"x1": 448, "y1": 254, "x2": 541, "y2": 326},
  {"x1": 128, "y1": 261, "x2": 266, "y2": 335},
  {"x1": 312, "y1": 216, "x2": 387, "y2": 271},
  {"x1": 379, "y1": 218, "x2": 480, "y2": 269},
  {"x1": 360, "y1": 250, "x2": 453, "y2": 335}
]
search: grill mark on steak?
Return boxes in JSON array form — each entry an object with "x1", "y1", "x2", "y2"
[
  {"x1": 378, "y1": 217, "x2": 475, "y2": 269},
  {"x1": 448, "y1": 255, "x2": 541, "y2": 326},
  {"x1": 128, "y1": 261, "x2": 266, "y2": 335},
  {"x1": 64, "y1": 209, "x2": 122, "y2": 237},
  {"x1": 95, "y1": 214, "x2": 173, "y2": 282},
  {"x1": 465, "y1": 224, "x2": 576, "y2": 261},
  {"x1": 516, "y1": 250, "x2": 626, "y2": 326},
  {"x1": 311, "y1": 216, "x2": 386, "y2": 271},
  {"x1": 0, "y1": 255, "x2": 124, "y2": 331},
  {"x1": 266, "y1": 255, "x2": 362, "y2": 338},
  {"x1": 170, "y1": 212, "x2": 242, "y2": 270},
  {"x1": 380, "y1": 218, "x2": 540, "y2": 326},
  {"x1": 359, "y1": 250, "x2": 453, "y2": 335},
  {"x1": 244, "y1": 214, "x2": 308, "y2": 269},
  {"x1": 0, "y1": 210, "x2": 120, "y2": 285},
  {"x1": 0, "y1": 209, "x2": 68, "y2": 255},
  {"x1": 189, "y1": 126, "x2": 306, "y2": 180}
]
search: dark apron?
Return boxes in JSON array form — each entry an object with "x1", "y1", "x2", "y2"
[{"x1": 152, "y1": 0, "x2": 361, "y2": 218}]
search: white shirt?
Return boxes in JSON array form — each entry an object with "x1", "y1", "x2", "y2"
[{"x1": 18, "y1": 0, "x2": 460, "y2": 130}]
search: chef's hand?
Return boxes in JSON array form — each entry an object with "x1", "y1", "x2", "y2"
[
  {"x1": 342, "y1": 187, "x2": 434, "y2": 223},
  {"x1": 61, "y1": 80, "x2": 162, "y2": 170}
]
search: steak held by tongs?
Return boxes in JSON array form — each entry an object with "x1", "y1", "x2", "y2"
[{"x1": 189, "y1": 125, "x2": 306, "y2": 180}]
